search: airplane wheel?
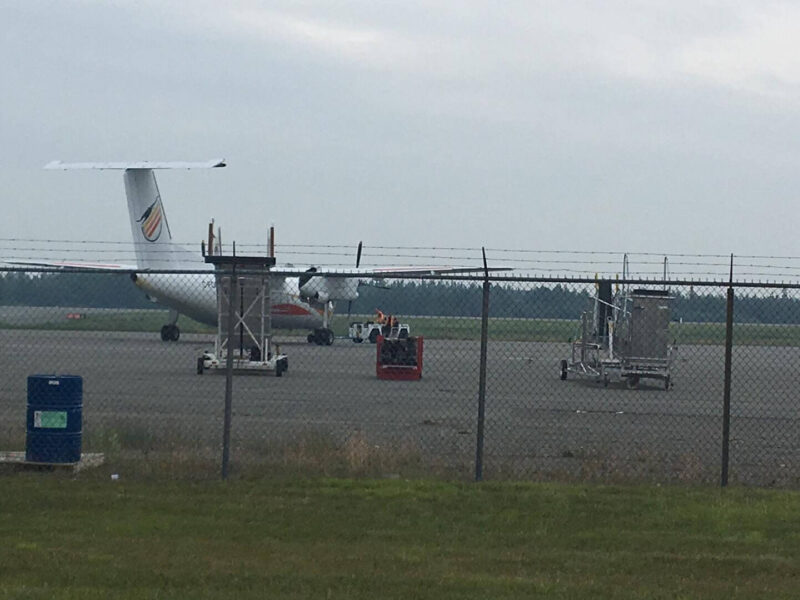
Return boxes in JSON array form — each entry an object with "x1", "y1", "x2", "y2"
[
  {"x1": 276, "y1": 357, "x2": 288, "y2": 376},
  {"x1": 307, "y1": 333, "x2": 315, "y2": 344},
  {"x1": 160, "y1": 325, "x2": 170, "y2": 341},
  {"x1": 161, "y1": 324, "x2": 179, "y2": 342},
  {"x1": 324, "y1": 329, "x2": 334, "y2": 346},
  {"x1": 171, "y1": 326, "x2": 180, "y2": 342}
]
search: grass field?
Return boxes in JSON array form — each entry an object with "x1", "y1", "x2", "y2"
[
  {"x1": 4, "y1": 307, "x2": 800, "y2": 346},
  {"x1": 2, "y1": 475, "x2": 800, "y2": 599}
]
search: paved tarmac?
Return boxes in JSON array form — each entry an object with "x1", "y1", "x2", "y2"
[{"x1": 1, "y1": 328, "x2": 798, "y2": 485}]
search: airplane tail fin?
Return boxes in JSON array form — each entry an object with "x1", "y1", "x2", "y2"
[
  {"x1": 45, "y1": 160, "x2": 226, "y2": 269},
  {"x1": 123, "y1": 169, "x2": 181, "y2": 269}
]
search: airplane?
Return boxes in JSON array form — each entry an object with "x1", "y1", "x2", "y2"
[{"x1": 23, "y1": 160, "x2": 507, "y2": 344}]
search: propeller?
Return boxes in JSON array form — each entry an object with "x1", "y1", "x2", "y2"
[
  {"x1": 298, "y1": 266, "x2": 317, "y2": 291},
  {"x1": 348, "y1": 241, "x2": 363, "y2": 318}
]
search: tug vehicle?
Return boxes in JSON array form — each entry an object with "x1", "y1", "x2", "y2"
[{"x1": 349, "y1": 310, "x2": 410, "y2": 343}]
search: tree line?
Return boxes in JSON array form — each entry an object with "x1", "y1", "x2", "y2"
[{"x1": 1, "y1": 271, "x2": 797, "y2": 324}]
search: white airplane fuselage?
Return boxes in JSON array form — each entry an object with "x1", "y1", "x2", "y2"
[{"x1": 133, "y1": 271, "x2": 325, "y2": 331}]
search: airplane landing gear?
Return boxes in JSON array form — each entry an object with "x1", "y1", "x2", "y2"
[
  {"x1": 160, "y1": 324, "x2": 180, "y2": 342},
  {"x1": 160, "y1": 309, "x2": 180, "y2": 342},
  {"x1": 307, "y1": 328, "x2": 334, "y2": 346}
]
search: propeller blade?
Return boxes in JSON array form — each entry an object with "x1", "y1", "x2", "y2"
[{"x1": 355, "y1": 241, "x2": 363, "y2": 268}]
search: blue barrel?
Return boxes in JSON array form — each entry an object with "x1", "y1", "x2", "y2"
[{"x1": 26, "y1": 375, "x2": 82, "y2": 464}]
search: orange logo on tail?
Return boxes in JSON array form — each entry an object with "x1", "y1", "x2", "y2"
[{"x1": 137, "y1": 196, "x2": 163, "y2": 242}]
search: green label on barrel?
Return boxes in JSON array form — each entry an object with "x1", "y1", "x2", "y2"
[{"x1": 34, "y1": 411, "x2": 67, "y2": 429}]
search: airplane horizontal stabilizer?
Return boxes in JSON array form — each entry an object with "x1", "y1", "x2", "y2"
[{"x1": 44, "y1": 159, "x2": 226, "y2": 170}]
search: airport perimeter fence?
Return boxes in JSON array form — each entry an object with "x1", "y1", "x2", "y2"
[{"x1": 1, "y1": 266, "x2": 800, "y2": 488}]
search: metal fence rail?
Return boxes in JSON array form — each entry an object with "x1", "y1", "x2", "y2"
[{"x1": 1, "y1": 267, "x2": 799, "y2": 487}]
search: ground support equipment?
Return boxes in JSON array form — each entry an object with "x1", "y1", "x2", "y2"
[
  {"x1": 198, "y1": 253, "x2": 288, "y2": 377},
  {"x1": 561, "y1": 285, "x2": 675, "y2": 390},
  {"x1": 350, "y1": 321, "x2": 410, "y2": 344},
  {"x1": 376, "y1": 335, "x2": 423, "y2": 380}
]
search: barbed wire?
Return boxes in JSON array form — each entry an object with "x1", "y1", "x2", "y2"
[
  {"x1": 5, "y1": 239, "x2": 800, "y2": 281},
  {"x1": 5, "y1": 237, "x2": 800, "y2": 260},
  {"x1": 0, "y1": 246, "x2": 743, "y2": 266}
]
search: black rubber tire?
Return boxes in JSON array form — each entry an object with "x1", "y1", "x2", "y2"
[
  {"x1": 324, "y1": 329, "x2": 334, "y2": 346},
  {"x1": 398, "y1": 328, "x2": 408, "y2": 339},
  {"x1": 160, "y1": 325, "x2": 170, "y2": 342},
  {"x1": 560, "y1": 359, "x2": 568, "y2": 381},
  {"x1": 307, "y1": 333, "x2": 315, "y2": 344},
  {"x1": 171, "y1": 326, "x2": 180, "y2": 342},
  {"x1": 368, "y1": 329, "x2": 379, "y2": 344}
]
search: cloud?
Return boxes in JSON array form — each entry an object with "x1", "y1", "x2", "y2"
[
  {"x1": 678, "y1": 3, "x2": 800, "y2": 98},
  {"x1": 6, "y1": 0, "x2": 800, "y2": 258}
]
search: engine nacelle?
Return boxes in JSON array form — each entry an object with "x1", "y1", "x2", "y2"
[
  {"x1": 299, "y1": 273, "x2": 331, "y2": 304},
  {"x1": 299, "y1": 273, "x2": 359, "y2": 303}
]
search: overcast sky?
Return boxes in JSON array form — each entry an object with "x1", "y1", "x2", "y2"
[{"x1": 3, "y1": 1, "x2": 800, "y2": 277}]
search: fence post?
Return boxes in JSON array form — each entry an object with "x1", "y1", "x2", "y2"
[
  {"x1": 475, "y1": 248, "x2": 490, "y2": 482},
  {"x1": 720, "y1": 255, "x2": 734, "y2": 487},
  {"x1": 222, "y1": 263, "x2": 237, "y2": 480}
]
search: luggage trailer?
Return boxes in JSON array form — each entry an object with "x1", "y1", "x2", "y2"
[{"x1": 560, "y1": 284, "x2": 675, "y2": 390}]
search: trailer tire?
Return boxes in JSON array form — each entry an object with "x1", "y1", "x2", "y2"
[
  {"x1": 560, "y1": 360, "x2": 568, "y2": 380},
  {"x1": 368, "y1": 329, "x2": 379, "y2": 344}
]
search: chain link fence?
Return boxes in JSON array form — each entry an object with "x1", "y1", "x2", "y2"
[{"x1": 1, "y1": 267, "x2": 798, "y2": 487}]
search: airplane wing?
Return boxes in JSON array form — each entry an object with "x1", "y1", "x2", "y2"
[
  {"x1": 281, "y1": 264, "x2": 513, "y2": 304},
  {"x1": 4, "y1": 259, "x2": 136, "y2": 270},
  {"x1": 365, "y1": 266, "x2": 511, "y2": 276},
  {"x1": 274, "y1": 266, "x2": 512, "y2": 277}
]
